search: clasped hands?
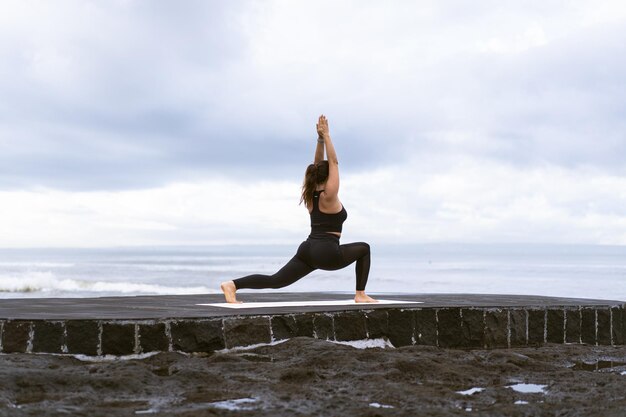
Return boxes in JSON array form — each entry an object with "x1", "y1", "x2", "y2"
[{"x1": 316, "y1": 114, "x2": 330, "y2": 140}]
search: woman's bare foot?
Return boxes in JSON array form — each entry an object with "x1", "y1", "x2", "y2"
[
  {"x1": 354, "y1": 291, "x2": 378, "y2": 303},
  {"x1": 220, "y1": 281, "x2": 242, "y2": 304}
]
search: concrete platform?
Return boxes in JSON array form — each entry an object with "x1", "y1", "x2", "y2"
[{"x1": 0, "y1": 293, "x2": 624, "y2": 355}]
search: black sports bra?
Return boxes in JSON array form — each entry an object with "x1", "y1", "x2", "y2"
[{"x1": 310, "y1": 190, "x2": 347, "y2": 234}]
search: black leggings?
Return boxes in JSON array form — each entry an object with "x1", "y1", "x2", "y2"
[{"x1": 233, "y1": 234, "x2": 371, "y2": 291}]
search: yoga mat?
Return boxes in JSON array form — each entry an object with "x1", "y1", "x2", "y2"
[{"x1": 197, "y1": 299, "x2": 423, "y2": 309}]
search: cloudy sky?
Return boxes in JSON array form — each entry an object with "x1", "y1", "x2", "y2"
[{"x1": 1, "y1": 0, "x2": 626, "y2": 247}]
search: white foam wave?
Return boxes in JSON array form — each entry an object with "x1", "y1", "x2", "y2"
[
  {"x1": 118, "y1": 263, "x2": 270, "y2": 272},
  {"x1": 0, "y1": 271, "x2": 55, "y2": 293},
  {"x1": 0, "y1": 272, "x2": 218, "y2": 296}
]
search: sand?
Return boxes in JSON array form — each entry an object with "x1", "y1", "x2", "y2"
[{"x1": 1, "y1": 337, "x2": 625, "y2": 416}]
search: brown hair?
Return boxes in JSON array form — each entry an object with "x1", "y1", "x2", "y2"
[{"x1": 300, "y1": 160, "x2": 329, "y2": 209}]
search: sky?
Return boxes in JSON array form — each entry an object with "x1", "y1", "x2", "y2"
[{"x1": 1, "y1": 0, "x2": 626, "y2": 248}]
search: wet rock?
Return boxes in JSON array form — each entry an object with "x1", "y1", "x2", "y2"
[
  {"x1": 270, "y1": 313, "x2": 314, "y2": 341},
  {"x1": 566, "y1": 307, "x2": 582, "y2": 344},
  {"x1": 437, "y1": 308, "x2": 461, "y2": 348},
  {"x1": 461, "y1": 308, "x2": 485, "y2": 348},
  {"x1": 581, "y1": 308, "x2": 596, "y2": 345},
  {"x1": 623, "y1": 306, "x2": 626, "y2": 345},
  {"x1": 484, "y1": 309, "x2": 508, "y2": 348},
  {"x1": 509, "y1": 309, "x2": 526, "y2": 347},
  {"x1": 279, "y1": 367, "x2": 319, "y2": 383},
  {"x1": 2, "y1": 320, "x2": 30, "y2": 353},
  {"x1": 32, "y1": 321, "x2": 64, "y2": 354},
  {"x1": 15, "y1": 383, "x2": 46, "y2": 404},
  {"x1": 312, "y1": 313, "x2": 334, "y2": 340},
  {"x1": 139, "y1": 322, "x2": 169, "y2": 353},
  {"x1": 223, "y1": 316, "x2": 271, "y2": 348},
  {"x1": 547, "y1": 309, "x2": 565, "y2": 344},
  {"x1": 597, "y1": 309, "x2": 611, "y2": 345},
  {"x1": 66, "y1": 320, "x2": 99, "y2": 355},
  {"x1": 101, "y1": 322, "x2": 135, "y2": 355},
  {"x1": 0, "y1": 339, "x2": 625, "y2": 416},
  {"x1": 364, "y1": 309, "x2": 388, "y2": 339},
  {"x1": 293, "y1": 313, "x2": 314, "y2": 338},
  {"x1": 333, "y1": 311, "x2": 367, "y2": 341},
  {"x1": 388, "y1": 309, "x2": 414, "y2": 347},
  {"x1": 270, "y1": 315, "x2": 297, "y2": 341},
  {"x1": 611, "y1": 306, "x2": 624, "y2": 345},
  {"x1": 415, "y1": 309, "x2": 437, "y2": 346},
  {"x1": 171, "y1": 319, "x2": 225, "y2": 352},
  {"x1": 528, "y1": 309, "x2": 546, "y2": 346}
]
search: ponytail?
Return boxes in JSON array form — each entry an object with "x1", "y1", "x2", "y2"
[{"x1": 300, "y1": 161, "x2": 329, "y2": 209}]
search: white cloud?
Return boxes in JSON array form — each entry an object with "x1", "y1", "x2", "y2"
[
  {"x1": 342, "y1": 155, "x2": 626, "y2": 245},
  {"x1": 477, "y1": 23, "x2": 548, "y2": 54},
  {"x1": 2, "y1": 1, "x2": 626, "y2": 246},
  {"x1": 3, "y1": 157, "x2": 626, "y2": 247},
  {"x1": 0, "y1": 179, "x2": 307, "y2": 247}
]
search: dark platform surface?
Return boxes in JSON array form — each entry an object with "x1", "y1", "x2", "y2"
[{"x1": 1, "y1": 292, "x2": 624, "y2": 320}]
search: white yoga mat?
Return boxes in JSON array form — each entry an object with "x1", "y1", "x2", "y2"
[{"x1": 197, "y1": 299, "x2": 423, "y2": 309}]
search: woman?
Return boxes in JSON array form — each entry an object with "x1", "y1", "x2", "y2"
[{"x1": 220, "y1": 115, "x2": 377, "y2": 304}]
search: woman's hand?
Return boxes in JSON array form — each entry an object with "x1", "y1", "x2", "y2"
[{"x1": 316, "y1": 114, "x2": 330, "y2": 138}]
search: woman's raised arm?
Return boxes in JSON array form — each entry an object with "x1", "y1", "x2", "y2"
[
  {"x1": 314, "y1": 131, "x2": 324, "y2": 164},
  {"x1": 316, "y1": 115, "x2": 339, "y2": 198}
]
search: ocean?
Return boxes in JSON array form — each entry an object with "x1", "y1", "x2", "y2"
[{"x1": 0, "y1": 243, "x2": 625, "y2": 301}]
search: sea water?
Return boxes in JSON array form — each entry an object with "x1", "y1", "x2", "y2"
[{"x1": 0, "y1": 243, "x2": 624, "y2": 301}]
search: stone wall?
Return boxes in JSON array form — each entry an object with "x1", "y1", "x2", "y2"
[{"x1": 1, "y1": 304, "x2": 624, "y2": 355}]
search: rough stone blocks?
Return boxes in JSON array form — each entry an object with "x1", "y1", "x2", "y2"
[
  {"x1": 32, "y1": 321, "x2": 64, "y2": 354},
  {"x1": 293, "y1": 313, "x2": 315, "y2": 338},
  {"x1": 269, "y1": 313, "x2": 315, "y2": 340},
  {"x1": 2, "y1": 320, "x2": 31, "y2": 353},
  {"x1": 623, "y1": 305, "x2": 626, "y2": 345},
  {"x1": 611, "y1": 306, "x2": 624, "y2": 345},
  {"x1": 171, "y1": 319, "x2": 225, "y2": 352},
  {"x1": 437, "y1": 308, "x2": 461, "y2": 348},
  {"x1": 333, "y1": 311, "x2": 367, "y2": 341},
  {"x1": 66, "y1": 320, "x2": 99, "y2": 355},
  {"x1": 460, "y1": 309, "x2": 484, "y2": 348},
  {"x1": 581, "y1": 308, "x2": 596, "y2": 345},
  {"x1": 546, "y1": 309, "x2": 565, "y2": 344},
  {"x1": 270, "y1": 315, "x2": 297, "y2": 341},
  {"x1": 388, "y1": 309, "x2": 415, "y2": 347},
  {"x1": 365, "y1": 309, "x2": 388, "y2": 339},
  {"x1": 312, "y1": 313, "x2": 334, "y2": 340},
  {"x1": 415, "y1": 309, "x2": 437, "y2": 346},
  {"x1": 223, "y1": 316, "x2": 270, "y2": 349},
  {"x1": 2, "y1": 303, "x2": 623, "y2": 358},
  {"x1": 139, "y1": 322, "x2": 169, "y2": 353},
  {"x1": 565, "y1": 307, "x2": 581, "y2": 344},
  {"x1": 509, "y1": 309, "x2": 527, "y2": 347},
  {"x1": 596, "y1": 309, "x2": 611, "y2": 345},
  {"x1": 484, "y1": 309, "x2": 508, "y2": 348},
  {"x1": 527, "y1": 309, "x2": 545, "y2": 346},
  {"x1": 101, "y1": 322, "x2": 135, "y2": 355}
]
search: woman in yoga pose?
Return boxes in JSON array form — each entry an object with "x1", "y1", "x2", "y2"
[{"x1": 220, "y1": 115, "x2": 377, "y2": 304}]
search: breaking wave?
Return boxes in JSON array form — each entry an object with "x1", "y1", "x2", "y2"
[{"x1": 0, "y1": 271, "x2": 218, "y2": 298}]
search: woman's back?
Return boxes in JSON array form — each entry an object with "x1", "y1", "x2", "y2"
[{"x1": 309, "y1": 189, "x2": 347, "y2": 235}]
